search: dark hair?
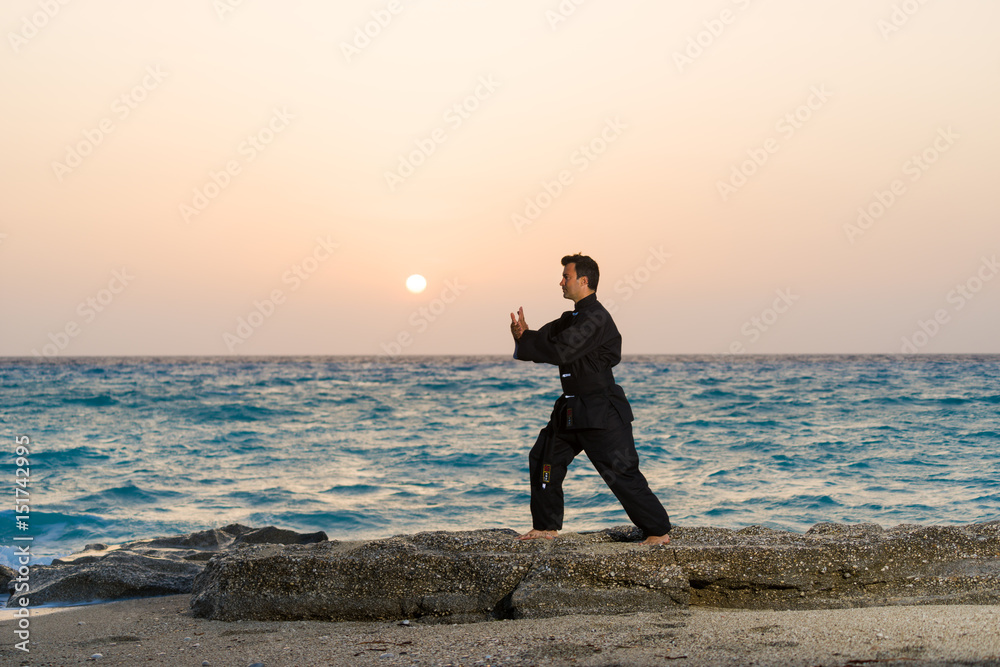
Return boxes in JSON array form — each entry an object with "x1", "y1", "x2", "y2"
[{"x1": 561, "y1": 253, "x2": 600, "y2": 291}]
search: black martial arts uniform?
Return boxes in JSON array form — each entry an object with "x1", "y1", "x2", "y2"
[{"x1": 513, "y1": 293, "x2": 671, "y2": 537}]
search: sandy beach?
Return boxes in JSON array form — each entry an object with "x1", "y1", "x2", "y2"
[{"x1": 3, "y1": 595, "x2": 999, "y2": 667}]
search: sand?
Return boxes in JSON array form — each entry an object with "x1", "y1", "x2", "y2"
[{"x1": 2, "y1": 596, "x2": 999, "y2": 666}]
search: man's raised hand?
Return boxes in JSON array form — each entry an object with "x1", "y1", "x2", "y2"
[{"x1": 509, "y1": 307, "x2": 528, "y2": 340}]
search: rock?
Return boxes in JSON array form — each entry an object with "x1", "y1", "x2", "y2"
[
  {"x1": 232, "y1": 526, "x2": 328, "y2": 546},
  {"x1": 5, "y1": 525, "x2": 328, "y2": 607},
  {"x1": 190, "y1": 521, "x2": 1000, "y2": 622},
  {"x1": 0, "y1": 564, "x2": 15, "y2": 590},
  {"x1": 10, "y1": 550, "x2": 204, "y2": 606},
  {"x1": 13, "y1": 521, "x2": 1000, "y2": 619},
  {"x1": 509, "y1": 536, "x2": 688, "y2": 618},
  {"x1": 191, "y1": 529, "x2": 542, "y2": 623},
  {"x1": 676, "y1": 521, "x2": 1000, "y2": 610},
  {"x1": 125, "y1": 524, "x2": 255, "y2": 550}
]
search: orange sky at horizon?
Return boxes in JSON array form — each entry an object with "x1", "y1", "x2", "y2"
[{"x1": 1, "y1": 0, "x2": 998, "y2": 357}]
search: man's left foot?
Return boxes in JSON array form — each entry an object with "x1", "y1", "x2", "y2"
[
  {"x1": 640, "y1": 534, "x2": 670, "y2": 545},
  {"x1": 518, "y1": 529, "x2": 557, "y2": 541}
]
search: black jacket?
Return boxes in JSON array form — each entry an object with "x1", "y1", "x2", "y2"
[{"x1": 514, "y1": 293, "x2": 634, "y2": 430}]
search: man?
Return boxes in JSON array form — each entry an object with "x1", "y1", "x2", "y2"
[{"x1": 509, "y1": 253, "x2": 672, "y2": 545}]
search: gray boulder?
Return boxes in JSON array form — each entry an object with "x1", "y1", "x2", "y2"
[
  {"x1": 6, "y1": 524, "x2": 328, "y2": 607},
  {"x1": 0, "y1": 564, "x2": 16, "y2": 591},
  {"x1": 189, "y1": 521, "x2": 1000, "y2": 622},
  {"x1": 190, "y1": 529, "x2": 543, "y2": 623},
  {"x1": 676, "y1": 521, "x2": 1000, "y2": 609},
  {"x1": 8, "y1": 550, "x2": 205, "y2": 606},
  {"x1": 509, "y1": 534, "x2": 689, "y2": 618}
]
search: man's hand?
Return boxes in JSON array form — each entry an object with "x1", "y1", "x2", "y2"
[{"x1": 510, "y1": 307, "x2": 528, "y2": 341}]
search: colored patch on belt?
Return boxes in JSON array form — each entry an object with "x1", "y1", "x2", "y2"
[
  {"x1": 542, "y1": 464, "x2": 551, "y2": 483},
  {"x1": 566, "y1": 407, "x2": 573, "y2": 427}
]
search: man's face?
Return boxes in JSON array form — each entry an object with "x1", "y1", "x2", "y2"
[{"x1": 560, "y1": 263, "x2": 588, "y2": 301}]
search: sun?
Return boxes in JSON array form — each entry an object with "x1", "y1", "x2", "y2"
[{"x1": 405, "y1": 274, "x2": 427, "y2": 294}]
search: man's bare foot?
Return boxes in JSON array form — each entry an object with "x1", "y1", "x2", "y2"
[
  {"x1": 640, "y1": 534, "x2": 671, "y2": 545},
  {"x1": 518, "y1": 529, "x2": 557, "y2": 541}
]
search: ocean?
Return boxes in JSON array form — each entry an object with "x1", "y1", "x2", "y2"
[{"x1": 1, "y1": 355, "x2": 998, "y2": 568}]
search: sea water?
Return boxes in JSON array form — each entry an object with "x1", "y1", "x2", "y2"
[{"x1": 1, "y1": 355, "x2": 998, "y2": 566}]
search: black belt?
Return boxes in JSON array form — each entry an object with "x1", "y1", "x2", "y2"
[{"x1": 558, "y1": 368, "x2": 615, "y2": 396}]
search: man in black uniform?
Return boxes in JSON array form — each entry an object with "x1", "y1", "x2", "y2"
[{"x1": 509, "y1": 253, "x2": 671, "y2": 545}]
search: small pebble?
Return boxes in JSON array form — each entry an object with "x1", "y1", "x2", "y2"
[
  {"x1": 248, "y1": 663, "x2": 265, "y2": 667},
  {"x1": 90, "y1": 654, "x2": 103, "y2": 660},
  {"x1": 202, "y1": 662, "x2": 211, "y2": 666}
]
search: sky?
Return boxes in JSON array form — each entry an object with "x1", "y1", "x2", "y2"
[{"x1": 2, "y1": 0, "x2": 998, "y2": 356}]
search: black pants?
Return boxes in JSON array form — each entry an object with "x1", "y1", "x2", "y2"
[{"x1": 528, "y1": 413, "x2": 671, "y2": 536}]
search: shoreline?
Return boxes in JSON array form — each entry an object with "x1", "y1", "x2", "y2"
[{"x1": 2, "y1": 594, "x2": 999, "y2": 666}]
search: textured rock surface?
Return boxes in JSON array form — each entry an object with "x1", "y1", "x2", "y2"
[
  {"x1": 5, "y1": 524, "x2": 328, "y2": 607},
  {"x1": 190, "y1": 529, "x2": 542, "y2": 623},
  {"x1": 0, "y1": 564, "x2": 17, "y2": 591},
  {"x1": 10, "y1": 550, "x2": 206, "y2": 606},
  {"x1": 190, "y1": 521, "x2": 1000, "y2": 622},
  {"x1": 509, "y1": 527, "x2": 688, "y2": 618},
  {"x1": 12, "y1": 521, "x2": 999, "y2": 619},
  {"x1": 676, "y1": 522, "x2": 1000, "y2": 610}
]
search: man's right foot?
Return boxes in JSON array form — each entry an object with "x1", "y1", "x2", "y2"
[{"x1": 518, "y1": 529, "x2": 558, "y2": 540}]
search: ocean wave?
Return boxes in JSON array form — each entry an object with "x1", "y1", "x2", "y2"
[
  {"x1": 33, "y1": 445, "x2": 111, "y2": 465},
  {"x1": 73, "y1": 483, "x2": 184, "y2": 509},
  {"x1": 62, "y1": 393, "x2": 118, "y2": 407},
  {"x1": 5, "y1": 355, "x2": 1000, "y2": 557},
  {"x1": 181, "y1": 402, "x2": 304, "y2": 422}
]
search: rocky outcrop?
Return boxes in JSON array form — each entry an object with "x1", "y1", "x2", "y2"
[
  {"x1": 0, "y1": 564, "x2": 17, "y2": 592},
  {"x1": 191, "y1": 529, "x2": 539, "y2": 623},
  {"x1": 678, "y1": 521, "x2": 1000, "y2": 609},
  {"x1": 10, "y1": 521, "x2": 999, "y2": 620},
  {"x1": 5, "y1": 524, "x2": 327, "y2": 607},
  {"x1": 190, "y1": 521, "x2": 1000, "y2": 622}
]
